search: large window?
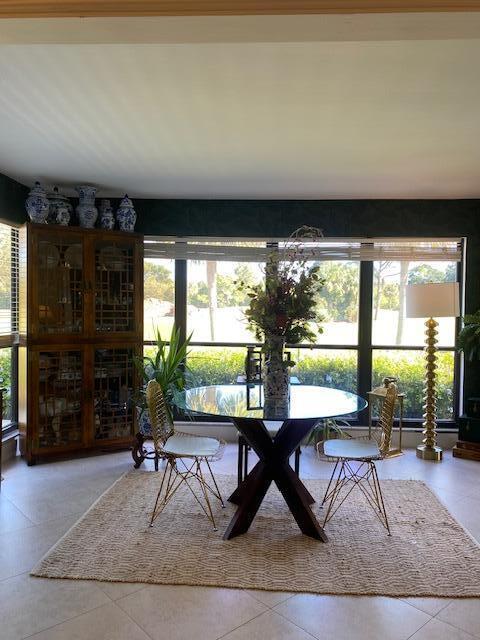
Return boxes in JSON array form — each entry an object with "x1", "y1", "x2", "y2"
[
  {"x1": 187, "y1": 259, "x2": 263, "y2": 344},
  {"x1": 310, "y1": 261, "x2": 360, "y2": 347},
  {"x1": 372, "y1": 259, "x2": 457, "y2": 419},
  {"x1": 144, "y1": 258, "x2": 175, "y2": 340},
  {"x1": 372, "y1": 260, "x2": 457, "y2": 347},
  {"x1": 0, "y1": 222, "x2": 18, "y2": 429},
  {"x1": 144, "y1": 237, "x2": 463, "y2": 425}
]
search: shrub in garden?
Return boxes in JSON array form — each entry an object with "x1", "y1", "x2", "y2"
[
  {"x1": 186, "y1": 348, "x2": 454, "y2": 420},
  {"x1": 0, "y1": 348, "x2": 11, "y2": 418}
]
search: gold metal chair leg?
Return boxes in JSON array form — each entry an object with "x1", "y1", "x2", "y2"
[
  {"x1": 205, "y1": 458, "x2": 225, "y2": 508},
  {"x1": 150, "y1": 458, "x2": 175, "y2": 526},
  {"x1": 321, "y1": 459, "x2": 340, "y2": 506},
  {"x1": 322, "y1": 458, "x2": 391, "y2": 535},
  {"x1": 150, "y1": 453, "x2": 225, "y2": 532},
  {"x1": 371, "y1": 462, "x2": 391, "y2": 535},
  {"x1": 197, "y1": 459, "x2": 218, "y2": 531}
]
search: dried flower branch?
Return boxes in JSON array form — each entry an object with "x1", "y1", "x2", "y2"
[{"x1": 238, "y1": 226, "x2": 325, "y2": 349}]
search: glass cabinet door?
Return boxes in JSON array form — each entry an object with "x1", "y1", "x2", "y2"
[
  {"x1": 93, "y1": 347, "x2": 135, "y2": 441},
  {"x1": 35, "y1": 235, "x2": 84, "y2": 335},
  {"x1": 37, "y1": 349, "x2": 84, "y2": 449},
  {"x1": 93, "y1": 240, "x2": 136, "y2": 334}
]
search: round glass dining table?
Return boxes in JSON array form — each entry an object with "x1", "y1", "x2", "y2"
[{"x1": 175, "y1": 384, "x2": 367, "y2": 542}]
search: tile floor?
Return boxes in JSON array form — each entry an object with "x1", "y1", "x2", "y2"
[{"x1": 0, "y1": 445, "x2": 479, "y2": 640}]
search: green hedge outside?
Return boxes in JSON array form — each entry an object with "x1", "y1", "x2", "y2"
[
  {"x1": 0, "y1": 347, "x2": 11, "y2": 419},
  {"x1": 372, "y1": 350, "x2": 454, "y2": 420},
  {"x1": 185, "y1": 348, "x2": 454, "y2": 420}
]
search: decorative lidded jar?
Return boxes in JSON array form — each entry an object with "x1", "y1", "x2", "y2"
[
  {"x1": 75, "y1": 185, "x2": 98, "y2": 228},
  {"x1": 116, "y1": 194, "x2": 136, "y2": 232},
  {"x1": 25, "y1": 181, "x2": 49, "y2": 223},
  {"x1": 98, "y1": 199, "x2": 115, "y2": 230},
  {"x1": 48, "y1": 186, "x2": 71, "y2": 225}
]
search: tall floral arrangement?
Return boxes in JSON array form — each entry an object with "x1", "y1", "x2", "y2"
[
  {"x1": 240, "y1": 226, "x2": 325, "y2": 353},
  {"x1": 239, "y1": 226, "x2": 325, "y2": 417}
]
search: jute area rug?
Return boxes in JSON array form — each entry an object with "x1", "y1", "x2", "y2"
[{"x1": 32, "y1": 471, "x2": 480, "y2": 597}]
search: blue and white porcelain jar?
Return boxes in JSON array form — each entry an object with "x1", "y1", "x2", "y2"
[
  {"x1": 116, "y1": 194, "x2": 136, "y2": 232},
  {"x1": 25, "y1": 182, "x2": 49, "y2": 223},
  {"x1": 75, "y1": 185, "x2": 98, "y2": 228},
  {"x1": 98, "y1": 199, "x2": 115, "y2": 230},
  {"x1": 48, "y1": 186, "x2": 72, "y2": 225},
  {"x1": 55, "y1": 203, "x2": 71, "y2": 226}
]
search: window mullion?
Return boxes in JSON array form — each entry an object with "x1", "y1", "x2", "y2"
[
  {"x1": 174, "y1": 258, "x2": 187, "y2": 346},
  {"x1": 358, "y1": 257, "x2": 374, "y2": 423}
]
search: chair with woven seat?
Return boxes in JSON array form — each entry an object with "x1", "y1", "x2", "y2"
[
  {"x1": 146, "y1": 380, "x2": 226, "y2": 531},
  {"x1": 320, "y1": 382, "x2": 397, "y2": 535}
]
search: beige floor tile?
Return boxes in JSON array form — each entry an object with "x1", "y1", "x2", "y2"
[
  {"x1": 5, "y1": 488, "x2": 100, "y2": 524},
  {"x1": 428, "y1": 486, "x2": 466, "y2": 511},
  {"x1": 0, "y1": 512, "x2": 81, "y2": 581},
  {"x1": 97, "y1": 580, "x2": 147, "y2": 600},
  {"x1": 274, "y1": 594, "x2": 431, "y2": 640},
  {"x1": 117, "y1": 584, "x2": 267, "y2": 640},
  {"x1": 220, "y1": 610, "x2": 316, "y2": 639},
  {"x1": 437, "y1": 599, "x2": 480, "y2": 638},
  {"x1": 2, "y1": 447, "x2": 480, "y2": 640},
  {"x1": 245, "y1": 589, "x2": 295, "y2": 607},
  {"x1": 27, "y1": 602, "x2": 150, "y2": 640},
  {"x1": 399, "y1": 596, "x2": 451, "y2": 616},
  {"x1": 437, "y1": 497, "x2": 480, "y2": 541},
  {"x1": 0, "y1": 573, "x2": 110, "y2": 640},
  {"x1": 0, "y1": 495, "x2": 33, "y2": 534},
  {"x1": 409, "y1": 617, "x2": 478, "y2": 640}
]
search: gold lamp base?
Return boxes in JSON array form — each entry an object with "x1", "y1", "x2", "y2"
[
  {"x1": 416, "y1": 317, "x2": 444, "y2": 463},
  {"x1": 416, "y1": 444, "x2": 443, "y2": 461}
]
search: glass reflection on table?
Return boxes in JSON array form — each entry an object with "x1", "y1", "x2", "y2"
[{"x1": 175, "y1": 384, "x2": 367, "y2": 422}]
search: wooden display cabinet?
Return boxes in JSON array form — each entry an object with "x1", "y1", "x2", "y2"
[{"x1": 18, "y1": 223, "x2": 143, "y2": 464}]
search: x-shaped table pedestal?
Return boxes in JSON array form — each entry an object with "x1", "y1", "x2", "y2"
[{"x1": 224, "y1": 417, "x2": 328, "y2": 542}]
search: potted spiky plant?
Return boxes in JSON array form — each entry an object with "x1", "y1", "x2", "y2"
[
  {"x1": 458, "y1": 310, "x2": 480, "y2": 361},
  {"x1": 131, "y1": 325, "x2": 192, "y2": 468}
]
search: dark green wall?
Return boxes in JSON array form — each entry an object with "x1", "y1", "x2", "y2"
[
  {"x1": 2, "y1": 172, "x2": 479, "y2": 400},
  {"x1": 0, "y1": 173, "x2": 28, "y2": 225},
  {"x1": 135, "y1": 198, "x2": 480, "y2": 240}
]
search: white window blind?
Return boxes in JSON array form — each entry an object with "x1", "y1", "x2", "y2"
[
  {"x1": 145, "y1": 237, "x2": 462, "y2": 263},
  {"x1": 0, "y1": 223, "x2": 18, "y2": 337}
]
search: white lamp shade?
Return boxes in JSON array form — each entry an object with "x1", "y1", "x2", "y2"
[{"x1": 406, "y1": 282, "x2": 460, "y2": 319}]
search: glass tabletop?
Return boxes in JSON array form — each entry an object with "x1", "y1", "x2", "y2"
[{"x1": 174, "y1": 384, "x2": 367, "y2": 422}]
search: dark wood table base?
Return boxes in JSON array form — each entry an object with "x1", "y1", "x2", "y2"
[{"x1": 224, "y1": 417, "x2": 328, "y2": 542}]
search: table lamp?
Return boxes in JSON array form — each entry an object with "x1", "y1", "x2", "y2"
[{"x1": 406, "y1": 282, "x2": 460, "y2": 461}]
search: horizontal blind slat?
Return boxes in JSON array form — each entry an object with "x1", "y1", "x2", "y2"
[
  {"x1": 0, "y1": 223, "x2": 18, "y2": 337},
  {"x1": 144, "y1": 237, "x2": 462, "y2": 263}
]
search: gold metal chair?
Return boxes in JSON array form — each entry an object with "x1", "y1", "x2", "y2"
[
  {"x1": 320, "y1": 382, "x2": 397, "y2": 535},
  {"x1": 146, "y1": 380, "x2": 226, "y2": 531}
]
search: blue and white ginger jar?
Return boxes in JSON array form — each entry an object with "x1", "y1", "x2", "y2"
[
  {"x1": 98, "y1": 199, "x2": 115, "y2": 230},
  {"x1": 116, "y1": 194, "x2": 136, "y2": 232},
  {"x1": 25, "y1": 182, "x2": 49, "y2": 223},
  {"x1": 75, "y1": 185, "x2": 98, "y2": 228},
  {"x1": 48, "y1": 186, "x2": 72, "y2": 225}
]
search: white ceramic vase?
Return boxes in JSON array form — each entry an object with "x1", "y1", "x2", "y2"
[{"x1": 263, "y1": 336, "x2": 290, "y2": 419}]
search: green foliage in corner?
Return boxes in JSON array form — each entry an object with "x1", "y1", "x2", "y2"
[{"x1": 458, "y1": 310, "x2": 480, "y2": 361}]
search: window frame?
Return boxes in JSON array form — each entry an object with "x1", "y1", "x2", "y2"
[
  {"x1": 0, "y1": 222, "x2": 19, "y2": 434},
  {"x1": 143, "y1": 238, "x2": 464, "y2": 428}
]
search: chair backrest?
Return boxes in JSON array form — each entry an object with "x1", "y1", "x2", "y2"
[
  {"x1": 145, "y1": 380, "x2": 174, "y2": 451},
  {"x1": 375, "y1": 382, "x2": 398, "y2": 458}
]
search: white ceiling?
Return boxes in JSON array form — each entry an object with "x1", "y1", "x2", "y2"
[{"x1": 0, "y1": 13, "x2": 480, "y2": 198}]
